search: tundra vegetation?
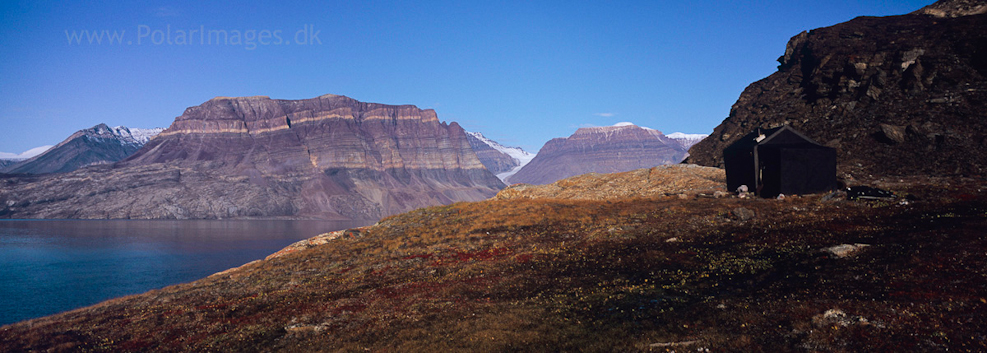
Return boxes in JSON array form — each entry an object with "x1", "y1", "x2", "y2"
[{"x1": 1, "y1": 174, "x2": 985, "y2": 352}]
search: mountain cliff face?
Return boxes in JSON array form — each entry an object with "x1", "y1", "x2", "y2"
[
  {"x1": 687, "y1": 0, "x2": 987, "y2": 178},
  {"x1": 507, "y1": 123, "x2": 688, "y2": 185},
  {"x1": 0, "y1": 95, "x2": 505, "y2": 220},
  {"x1": 465, "y1": 131, "x2": 535, "y2": 182},
  {"x1": 1, "y1": 124, "x2": 162, "y2": 175}
]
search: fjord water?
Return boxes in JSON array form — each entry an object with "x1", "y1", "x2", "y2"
[{"x1": 0, "y1": 219, "x2": 368, "y2": 326}]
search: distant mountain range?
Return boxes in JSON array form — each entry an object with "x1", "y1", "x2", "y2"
[
  {"x1": 0, "y1": 95, "x2": 504, "y2": 220},
  {"x1": 0, "y1": 100, "x2": 708, "y2": 219},
  {"x1": 0, "y1": 118, "x2": 704, "y2": 187},
  {"x1": 0, "y1": 124, "x2": 163, "y2": 175},
  {"x1": 507, "y1": 123, "x2": 705, "y2": 185}
]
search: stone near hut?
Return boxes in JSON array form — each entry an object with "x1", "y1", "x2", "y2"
[
  {"x1": 878, "y1": 123, "x2": 907, "y2": 144},
  {"x1": 732, "y1": 207, "x2": 756, "y2": 221},
  {"x1": 823, "y1": 243, "x2": 870, "y2": 258},
  {"x1": 820, "y1": 190, "x2": 846, "y2": 202},
  {"x1": 812, "y1": 308, "x2": 870, "y2": 328}
]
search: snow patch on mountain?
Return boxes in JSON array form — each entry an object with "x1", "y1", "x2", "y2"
[
  {"x1": 466, "y1": 131, "x2": 535, "y2": 182},
  {"x1": 667, "y1": 132, "x2": 708, "y2": 150},
  {"x1": 580, "y1": 123, "x2": 657, "y2": 141},
  {"x1": 578, "y1": 123, "x2": 706, "y2": 149},
  {"x1": 667, "y1": 132, "x2": 708, "y2": 140},
  {"x1": 616, "y1": 122, "x2": 660, "y2": 131},
  {"x1": 120, "y1": 127, "x2": 165, "y2": 144},
  {"x1": 85, "y1": 124, "x2": 164, "y2": 145}
]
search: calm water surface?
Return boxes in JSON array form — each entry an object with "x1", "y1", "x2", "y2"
[{"x1": 0, "y1": 219, "x2": 369, "y2": 326}]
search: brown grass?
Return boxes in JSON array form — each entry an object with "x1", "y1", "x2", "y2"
[{"x1": 2, "y1": 177, "x2": 986, "y2": 352}]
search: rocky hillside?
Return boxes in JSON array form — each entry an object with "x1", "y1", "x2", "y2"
[
  {"x1": 0, "y1": 124, "x2": 162, "y2": 175},
  {"x1": 507, "y1": 123, "x2": 688, "y2": 185},
  {"x1": 0, "y1": 95, "x2": 505, "y2": 220},
  {"x1": 497, "y1": 164, "x2": 725, "y2": 201},
  {"x1": 2, "y1": 164, "x2": 984, "y2": 351},
  {"x1": 687, "y1": 0, "x2": 987, "y2": 178}
]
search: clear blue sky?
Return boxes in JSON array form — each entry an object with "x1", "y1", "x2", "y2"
[{"x1": 0, "y1": 0, "x2": 933, "y2": 154}]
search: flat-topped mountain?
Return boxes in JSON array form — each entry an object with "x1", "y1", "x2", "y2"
[
  {"x1": 0, "y1": 95, "x2": 505, "y2": 220},
  {"x1": 507, "y1": 123, "x2": 689, "y2": 185},
  {"x1": 687, "y1": 0, "x2": 987, "y2": 178},
  {"x1": 1, "y1": 124, "x2": 162, "y2": 175}
]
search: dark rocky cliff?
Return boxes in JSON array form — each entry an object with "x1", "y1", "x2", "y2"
[
  {"x1": 0, "y1": 95, "x2": 505, "y2": 220},
  {"x1": 686, "y1": 0, "x2": 987, "y2": 179}
]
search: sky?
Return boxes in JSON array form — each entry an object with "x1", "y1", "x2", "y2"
[{"x1": 0, "y1": 0, "x2": 934, "y2": 155}]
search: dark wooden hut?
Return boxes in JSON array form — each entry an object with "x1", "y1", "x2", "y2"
[{"x1": 723, "y1": 126, "x2": 837, "y2": 197}]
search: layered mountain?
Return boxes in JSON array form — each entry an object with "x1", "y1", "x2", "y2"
[
  {"x1": 686, "y1": 0, "x2": 987, "y2": 178},
  {"x1": 506, "y1": 123, "x2": 689, "y2": 185},
  {"x1": 465, "y1": 131, "x2": 535, "y2": 182},
  {"x1": 0, "y1": 95, "x2": 505, "y2": 220},
  {"x1": 0, "y1": 124, "x2": 163, "y2": 175}
]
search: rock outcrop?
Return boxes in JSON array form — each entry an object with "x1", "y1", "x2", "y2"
[
  {"x1": 0, "y1": 124, "x2": 163, "y2": 175},
  {"x1": 507, "y1": 123, "x2": 688, "y2": 185},
  {"x1": 913, "y1": 0, "x2": 987, "y2": 17},
  {"x1": 687, "y1": 0, "x2": 987, "y2": 178},
  {"x1": 0, "y1": 95, "x2": 505, "y2": 220}
]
